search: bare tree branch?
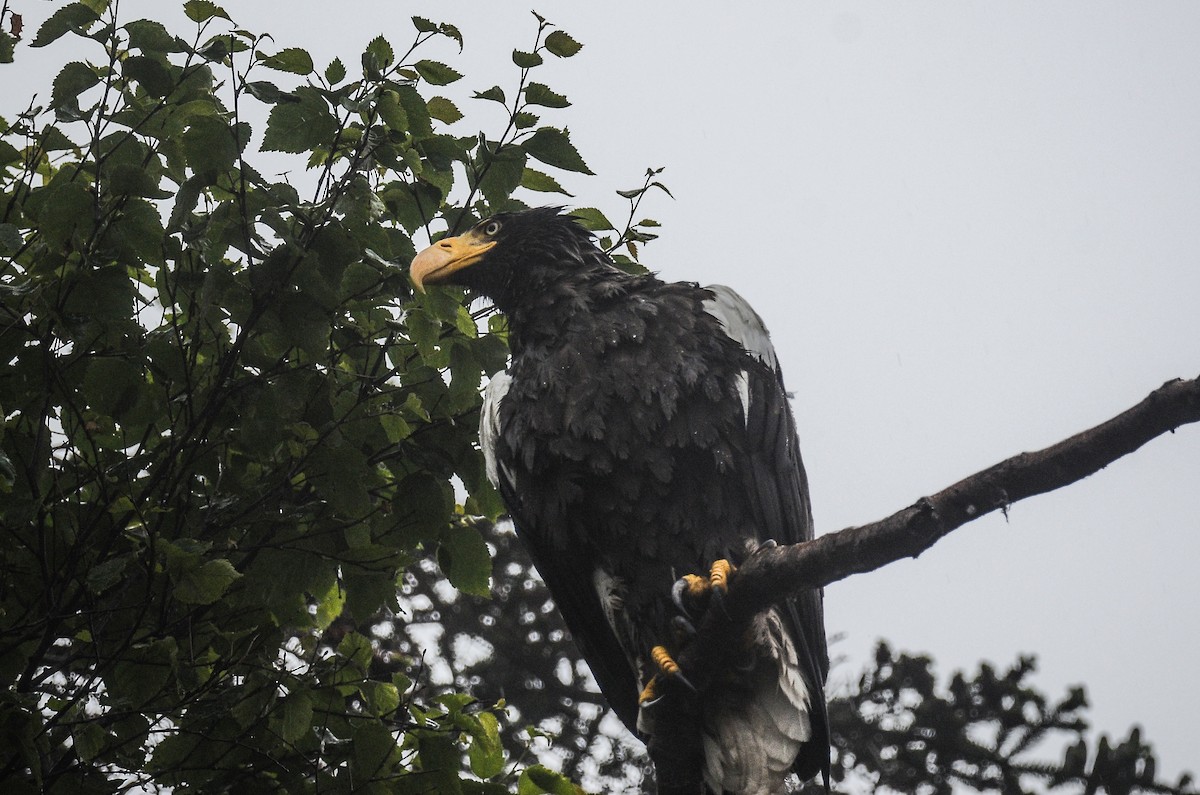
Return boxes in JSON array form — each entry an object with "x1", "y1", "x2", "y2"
[{"x1": 649, "y1": 376, "x2": 1200, "y2": 790}]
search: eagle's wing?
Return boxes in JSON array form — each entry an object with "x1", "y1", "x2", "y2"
[
  {"x1": 702, "y1": 285, "x2": 831, "y2": 784},
  {"x1": 480, "y1": 374, "x2": 642, "y2": 729}
]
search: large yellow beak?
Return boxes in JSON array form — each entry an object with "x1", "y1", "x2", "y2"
[{"x1": 410, "y1": 231, "x2": 497, "y2": 292}]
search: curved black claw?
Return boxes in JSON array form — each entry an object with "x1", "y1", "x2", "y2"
[
  {"x1": 671, "y1": 615, "x2": 696, "y2": 644},
  {"x1": 671, "y1": 573, "x2": 709, "y2": 619},
  {"x1": 651, "y1": 645, "x2": 696, "y2": 693}
]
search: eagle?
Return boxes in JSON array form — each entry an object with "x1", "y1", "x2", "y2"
[{"x1": 410, "y1": 208, "x2": 829, "y2": 794}]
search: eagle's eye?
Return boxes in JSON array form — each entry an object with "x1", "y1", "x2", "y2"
[{"x1": 483, "y1": 221, "x2": 501, "y2": 236}]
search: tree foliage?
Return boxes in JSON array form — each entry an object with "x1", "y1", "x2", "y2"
[
  {"x1": 0, "y1": 1, "x2": 657, "y2": 791},
  {"x1": 0, "y1": 2, "x2": 1192, "y2": 793}
]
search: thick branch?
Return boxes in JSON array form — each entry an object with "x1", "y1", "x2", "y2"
[
  {"x1": 745, "y1": 375, "x2": 1199, "y2": 602},
  {"x1": 677, "y1": 375, "x2": 1200, "y2": 696}
]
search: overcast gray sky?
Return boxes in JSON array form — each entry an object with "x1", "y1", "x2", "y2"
[{"x1": 11, "y1": 0, "x2": 1200, "y2": 785}]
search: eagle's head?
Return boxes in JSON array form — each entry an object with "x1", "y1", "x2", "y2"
[{"x1": 409, "y1": 207, "x2": 610, "y2": 312}]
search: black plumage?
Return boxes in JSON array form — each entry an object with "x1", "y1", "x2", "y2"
[{"x1": 410, "y1": 208, "x2": 829, "y2": 793}]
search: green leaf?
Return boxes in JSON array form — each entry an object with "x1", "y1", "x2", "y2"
[
  {"x1": 244, "y1": 80, "x2": 287, "y2": 104},
  {"x1": 414, "y1": 59, "x2": 462, "y2": 86},
  {"x1": 520, "y1": 167, "x2": 572, "y2": 196},
  {"x1": 365, "y1": 35, "x2": 394, "y2": 69},
  {"x1": 478, "y1": 145, "x2": 526, "y2": 208},
  {"x1": 427, "y1": 96, "x2": 463, "y2": 125},
  {"x1": 32, "y1": 3, "x2": 100, "y2": 48},
  {"x1": 325, "y1": 57, "x2": 347, "y2": 85},
  {"x1": 411, "y1": 16, "x2": 437, "y2": 33},
  {"x1": 394, "y1": 84, "x2": 433, "y2": 140},
  {"x1": 72, "y1": 722, "x2": 107, "y2": 763},
  {"x1": 0, "y1": 223, "x2": 22, "y2": 255},
  {"x1": 166, "y1": 175, "x2": 204, "y2": 232},
  {"x1": 513, "y1": 111, "x2": 538, "y2": 130},
  {"x1": 569, "y1": 207, "x2": 615, "y2": 232},
  {"x1": 0, "y1": 31, "x2": 14, "y2": 65},
  {"x1": 279, "y1": 692, "x2": 313, "y2": 743},
  {"x1": 309, "y1": 440, "x2": 373, "y2": 519},
  {"x1": 521, "y1": 127, "x2": 593, "y2": 174},
  {"x1": 512, "y1": 50, "x2": 543, "y2": 69},
  {"x1": 524, "y1": 82, "x2": 570, "y2": 109},
  {"x1": 518, "y1": 765, "x2": 583, "y2": 795},
  {"x1": 123, "y1": 55, "x2": 174, "y2": 98},
  {"x1": 84, "y1": 357, "x2": 142, "y2": 418},
  {"x1": 545, "y1": 30, "x2": 583, "y2": 58},
  {"x1": 378, "y1": 90, "x2": 409, "y2": 133},
  {"x1": 262, "y1": 86, "x2": 338, "y2": 153},
  {"x1": 182, "y1": 114, "x2": 239, "y2": 179},
  {"x1": 474, "y1": 85, "x2": 506, "y2": 105},
  {"x1": 51, "y1": 62, "x2": 99, "y2": 109},
  {"x1": 183, "y1": 0, "x2": 231, "y2": 23},
  {"x1": 467, "y1": 711, "x2": 504, "y2": 778},
  {"x1": 352, "y1": 721, "x2": 397, "y2": 778},
  {"x1": 174, "y1": 558, "x2": 241, "y2": 605},
  {"x1": 125, "y1": 19, "x2": 180, "y2": 54},
  {"x1": 438, "y1": 524, "x2": 491, "y2": 597},
  {"x1": 260, "y1": 47, "x2": 313, "y2": 75}
]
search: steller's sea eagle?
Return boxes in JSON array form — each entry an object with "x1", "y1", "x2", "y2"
[{"x1": 410, "y1": 207, "x2": 829, "y2": 794}]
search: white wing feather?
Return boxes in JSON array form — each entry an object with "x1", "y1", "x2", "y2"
[{"x1": 479, "y1": 372, "x2": 512, "y2": 489}]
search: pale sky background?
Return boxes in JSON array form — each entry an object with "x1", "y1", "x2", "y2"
[{"x1": 9, "y1": 0, "x2": 1200, "y2": 786}]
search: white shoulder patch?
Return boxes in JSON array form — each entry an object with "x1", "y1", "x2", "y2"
[
  {"x1": 479, "y1": 372, "x2": 512, "y2": 489},
  {"x1": 702, "y1": 285, "x2": 780, "y2": 420},
  {"x1": 701, "y1": 284, "x2": 779, "y2": 371}
]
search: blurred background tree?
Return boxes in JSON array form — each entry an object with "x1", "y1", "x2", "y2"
[{"x1": 0, "y1": 2, "x2": 1193, "y2": 793}]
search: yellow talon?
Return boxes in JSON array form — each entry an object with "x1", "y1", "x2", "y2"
[
  {"x1": 650, "y1": 644, "x2": 679, "y2": 676},
  {"x1": 638, "y1": 676, "x2": 659, "y2": 704},
  {"x1": 710, "y1": 559, "x2": 735, "y2": 592},
  {"x1": 683, "y1": 573, "x2": 708, "y2": 599}
]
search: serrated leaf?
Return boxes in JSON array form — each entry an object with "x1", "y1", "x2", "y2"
[
  {"x1": 279, "y1": 692, "x2": 313, "y2": 743},
  {"x1": 524, "y1": 82, "x2": 570, "y2": 109},
  {"x1": 174, "y1": 558, "x2": 241, "y2": 605},
  {"x1": 520, "y1": 167, "x2": 572, "y2": 196},
  {"x1": 51, "y1": 62, "x2": 99, "y2": 109},
  {"x1": 32, "y1": 3, "x2": 100, "y2": 48},
  {"x1": 438, "y1": 23, "x2": 464, "y2": 50},
  {"x1": 366, "y1": 35, "x2": 394, "y2": 68},
  {"x1": 123, "y1": 55, "x2": 174, "y2": 98},
  {"x1": 512, "y1": 50, "x2": 543, "y2": 69},
  {"x1": 314, "y1": 578, "x2": 346, "y2": 630},
  {"x1": 414, "y1": 59, "x2": 462, "y2": 86},
  {"x1": 183, "y1": 0, "x2": 231, "y2": 23},
  {"x1": 519, "y1": 765, "x2": 584, "y2": 795},
  {"x1": 467, "y1": 711, "x2": 504, "y2": 778},
  {"x1": 477, "y1": 145, "x2": 525, "y2": 209},
  {"x1": 545, "y1": 30, "x2": 583, "y2": 58},
  {"x1": 325, "y1": 57, "x2": 346, "y2": 84},
  {"x1": 569, "y1": 207, "x2": 614, "y2": 232},
  {"x1": 438, "y1": 524, "x2": 491, "y2": 597},
  {"x1": 427, "y1": 96, "x2": 462, "y2": 125},
  {"x1": 521, "y1": 127, "x2": 593, "y2": 174},
  {"x1": 244, "y1": 80, "x2": 287, "y2": 104},
  {"x1": 166, "y1": 175, "x2": 204, "y2": 233},
  {"x1": 260, "y1": 47, "x2": 313, "y2": 75},
  {"x1": 125, "y1": 19, "x2": 179, "y2": 53},
  {"x1": 262, "y1": 87, "x2": 338, "y2": 153},
  {"x1": 513, "y1": 111, "x2": 538, "y2": 130},
  {"x1": 182, "y1": 114, "x2": 238, "y2": 178},
  {"x1": 378, "y1": 90, "x2": 408, "y2": 133},
  {"x1": 411, "y1": 15, "x2": 437, "y2": 33},
  {"x1": 474, "y1": 86, "x2": 506, "y2": 104}
]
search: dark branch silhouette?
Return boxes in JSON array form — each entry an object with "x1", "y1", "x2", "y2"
[{"x1": 649, "y1": 375, "x2": 1200, "y2": 789}]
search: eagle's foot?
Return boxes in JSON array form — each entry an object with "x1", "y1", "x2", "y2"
[
  {"x1": 638, "y1": 644, "x2": 696, "y2": 705},
  {"x1": 671, "y1": 559, "x2": 737, "y2": 619}
]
